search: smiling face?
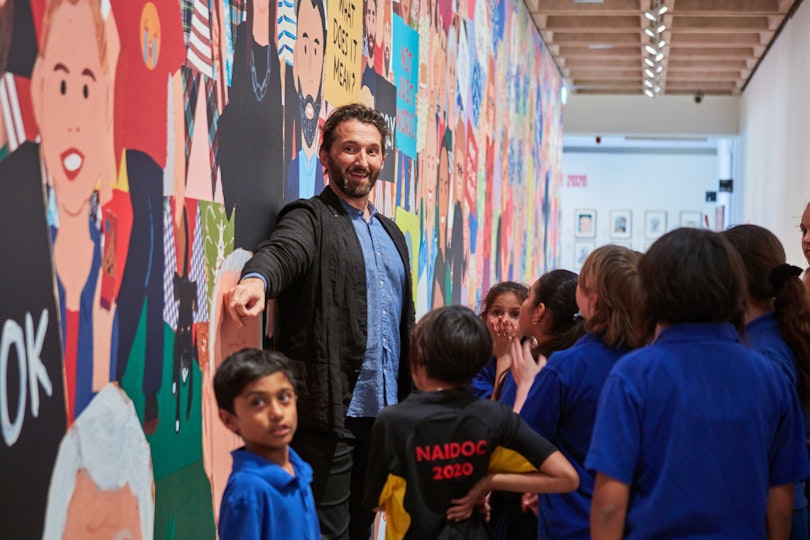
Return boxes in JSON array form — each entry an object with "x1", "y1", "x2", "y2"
[
  {"x1": 364, "y1": 0, "x2": 376, "y2": 57},
  {"x1": 34, "y1": 0, "x2": 109, "y2": 218},
  {"x1": 802, "y1": 203, "x2": 810, "y2": 265},
  {"x1": 221, "y1": 372, "x2": 297, "y2": 464},
  {"x1": 320, "y1": 119, "x2": 384, "y2": 200}
]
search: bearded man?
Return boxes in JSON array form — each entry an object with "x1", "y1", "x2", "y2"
[{"x1": 226, "y1": 104, "x2": 415, "y2": 540}]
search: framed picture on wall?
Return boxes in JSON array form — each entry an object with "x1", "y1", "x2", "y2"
[
  {"x1": 575, "y1": 209, "x2": 596, "y2": 238},
  {"x1": 680, "y1": 211, "x2": 703, "y2": 228},
  {"x1": 574, "y1": 241, "x2": 596, "y2": 271},
  {"x1": 645, "y1": 211, "x2": 667, "y2": 239},
  {"x1": 609, "y1": 210, "x2": 632, "y2": 239}
]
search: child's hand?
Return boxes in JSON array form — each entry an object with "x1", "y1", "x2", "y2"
[
  {"x1": 510, "y1": 338, "x2": 544, "y2": 387},
  {"x1": 492, "y1": 316, "x2": 516, "y2": 358},
  {"x1": 446, "y1": 476, "x2": 492, "y2": 521},
  {"x1": 521, "y1": 492, "x2": 538, "y2": 516}
]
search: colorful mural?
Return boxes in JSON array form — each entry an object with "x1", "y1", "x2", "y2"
[{"x1": 0, "y1": 0, "x2": 562, "y2": 536}]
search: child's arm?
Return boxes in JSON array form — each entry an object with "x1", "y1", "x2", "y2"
[
  {"x1": 590, "y1": 472, "x2": 629, "y2": 540},
  {"x1": 765, "y1": 484, "x2": 793, "y2": 540},
  {"x1": 446, "y1": 450, "x2": 577, "y2": 521}
]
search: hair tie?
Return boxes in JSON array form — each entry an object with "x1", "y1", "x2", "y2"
[
  {"x1": 769, "y1": 263, "x2": 802, "y2": 290},
  {"x1": 572, "y1": 312, "x2": 584, "y2": 323}
]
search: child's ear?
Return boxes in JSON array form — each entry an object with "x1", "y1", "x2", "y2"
[
  {"x1": 532, "y1": 303, "x2": 546, "y2": 325},
  {"x1": 218, "y1": 408, "x2": 240, "y2": 435}
]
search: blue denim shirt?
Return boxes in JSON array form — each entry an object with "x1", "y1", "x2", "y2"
[{"x1": 343, "y1": 199, "x2": 405, "y2": 417}]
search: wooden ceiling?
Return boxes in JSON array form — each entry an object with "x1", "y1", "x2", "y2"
[{"x1": 524, "y1": 0, "x2": 802, "y2": 96}]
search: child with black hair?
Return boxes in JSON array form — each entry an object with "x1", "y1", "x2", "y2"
[
  {"x1": 587, "y1": 228, "x2": 809, "y2": 539},
  {"x1": 214, "y1": 349, "x2": 320, "y2": 540},
  {"x1": 471, "y1": 281, "x2": 529, "y2": 400},
  {"x1": 364, "y1": 306, "x2": 578, "y2": 539}
]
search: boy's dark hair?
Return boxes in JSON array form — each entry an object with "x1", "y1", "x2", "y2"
[
  {"x1": 320, "y1": 103, "x2": 389, "y2": 154},
  {"x1": 410, "y1": 306, "x2": 492, "y2": 385},
  {"x1": 639, "y1": 228, "x2": 747, "y2": 334},
  {"x1": 213, "y1": 349, "x2": 296, "y2": 413}
]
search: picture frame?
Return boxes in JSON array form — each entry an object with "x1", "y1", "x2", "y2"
[
  {"x1": 574, "y1": 241, "x2": 596, "y2": 271},
  {"x1": 680, "y1": 211, "x2": 703, "y2": 228},
  {"x1": 609, "y1": 210, "x2": 632, "y2": 239},
  {"x1": 645, "y1": 211, "x2": 667, "y2": 239},
  {"x1": 574, "y1": 209, "x2": 596, "y2": 238}
]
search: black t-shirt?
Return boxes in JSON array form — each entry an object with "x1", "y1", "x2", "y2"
[{"x1": 364, "y1": 388, "x2": 557, "y2": 539}]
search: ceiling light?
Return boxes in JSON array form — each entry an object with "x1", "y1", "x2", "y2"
[
  {"x1": 655, "y1": 52, "x2": 664, "y2": 62},
  {"x1": 645, "y1": 68, "x2": 655, "y2": 78},
  {"x1": 644, "y1": 10, "x2": 657, "y2": 21},
  {"x1": 657, "y1": 23, "x2": 666, "y2": 33},
  {"x1": 657, "y1": 5, "x2": 668, "y2": 15},
  {"x1": 645, "y1": 44, "x2": 658, "y2": 55},
  {"x1": 645, "y1": 27, "x2": 656, "y2": 38},
  {"x1": 655, "y1": 65, "x2": 663, "y2": 73},
  {"x1": 644, "y1": 88, "x2": 655, "y2": 98},
  {"x1": 654, "y1": 85, "x2": 662, "y2": 93},
  {"x1": 644, "y1": 57, "x2": 655, "y2": 67},
  {"x1": 658, "y1": 39, "x2": 666, "y2": 48},
  {"x1": 644, "y1": 79, "x2": 654, "y2": 88}
]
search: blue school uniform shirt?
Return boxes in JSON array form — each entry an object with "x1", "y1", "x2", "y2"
[
  {"x1": 520, "y1": 333, "x2": 628, "y2": 540},
  {"x1": 587, "y1": 323, "x2": 810, "y2": 539},
  {"x1": 218, "y1": 447, "x2": 320, "y2": 540},
  {"x1": 471, "y1": 357, "x2": 497, "y2": 399},
  {"x1": 746, "y1": 312, "x2": 809, "y2": 510}
]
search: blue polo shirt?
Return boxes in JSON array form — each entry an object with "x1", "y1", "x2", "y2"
[
  {"x1": 343, "y1": 200, "x2": 405, "y2": 417},
  {"x1": 520, "y1": 333, "x2": 628, "y2": 540},
  {"x1": 587, "y1": 323, "x2": 810, "y2": 539},
  {"x1": 219, "y1": 447, "x2": 320, "y2": 540},
  {"x1": 746, "y1": 312, "x2": 809, "y2": 510}
]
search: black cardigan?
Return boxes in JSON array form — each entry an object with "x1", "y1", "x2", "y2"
[{"x1": 242, "y1": 185, "x2": 415, "y2": 434}]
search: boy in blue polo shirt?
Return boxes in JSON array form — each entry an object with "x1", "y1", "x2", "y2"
[
  {"x1": 587, "y1": 228, "x2": 809, "y2": 539},
  {"x1": 214, "y1": 349, "x2": 320, "y2": 540}
]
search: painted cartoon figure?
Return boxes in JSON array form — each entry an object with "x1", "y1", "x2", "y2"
[
  {"x1": 31, "y1": 0, "x2": 118, "y2": 422},
  {"x1": 285, "y1": 0, "x2": 326, "y2": 203}
]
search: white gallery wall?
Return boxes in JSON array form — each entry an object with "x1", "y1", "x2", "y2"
[
  {"x1": 737, "y1": 0, "x2": 810, "y2": 268},
  {"x1": 559, "y1": 148, "x2": 718, "y2": 272}
]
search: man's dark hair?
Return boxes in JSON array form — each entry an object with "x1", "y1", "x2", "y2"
[
  {"x1": 214, "y1": 349, "x2": 296, "y2": 413},
  {"x1": 410, "y1": 305, "x2": 492, "y2": 385},
  {"x1": 320, "y1": 103, "x2": 390, "y2": 154},
  {"x1": 638, "y1": 228, "x2": 747, "y2": 334},
  {"x1": 296, "y1": 0, "x2": 327, "y2": 52}
]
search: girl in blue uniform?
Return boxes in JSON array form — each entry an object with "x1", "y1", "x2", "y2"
[
  {"x1": 511, "y1": 246, "x2": 643, "y2": 539},
  {"x1": 723, "y1": 224, "x2": 810, "y2": 540},
  {"x1": 471, "y1": 281, "x2": 528, "y2": 400},
  {"x1": 588, "y1": 228, "x2": 809, "y2": 539}
]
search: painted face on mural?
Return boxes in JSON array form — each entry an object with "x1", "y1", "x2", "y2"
[
  {"x1": 383, "y1": 18, "x2": 391, "y2": 76},
  {"x1": 438, "y1": 143, "x2": 450, "y2": 238},
  {"x1": 62, "y1": 469, "x2": 142, "y2": 540},
  {"x1": 420, "y1": 119, "x2": 439, "y2": 231},
  {"x1": 34, "y1": 0, "x2": 110, "y2": 218},
  {"x1": 364, "y1": 0, "x2": 376, "y2": 59},
  {"x1": 320, "y1": 119, "x2": 384, "y2": 199},
  {"x1": 294, "y1": 0, "x2": 325, "y2": 149}
]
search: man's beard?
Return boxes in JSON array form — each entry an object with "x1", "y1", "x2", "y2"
[
  {"x1": 328, "y1": 161, "x2": 379, "y2": 199},
  {"x1": 298, "y1": 85, "x2": 322, "y2": 148}
]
